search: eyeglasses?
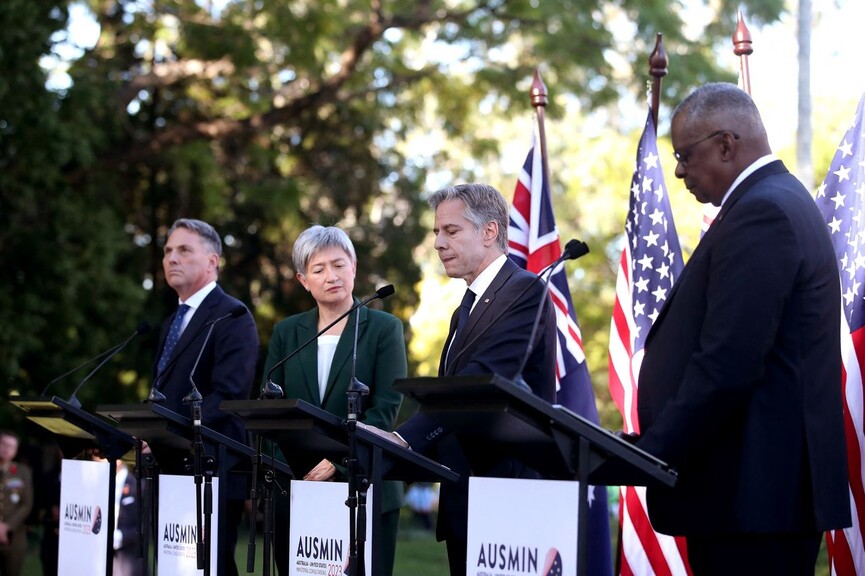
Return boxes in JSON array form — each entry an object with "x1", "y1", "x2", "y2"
[{"x1": 673, "y1": 130, "x2": 739, "y2": 166}]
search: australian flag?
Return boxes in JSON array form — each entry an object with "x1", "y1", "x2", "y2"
[{"x1": 508, "y1": 131, "x2": 613, "y2": 576}]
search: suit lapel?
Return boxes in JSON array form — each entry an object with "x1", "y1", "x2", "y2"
[
  {"x1": 646, "y1": 160, "x2": 789, "y2": 343},
  {"x1": 296, "y1": 309, "x2": 321, "y2": 403},
  {"x1": 440, "y1": 305, "x2": 462, "y2": 375},
  {"x1": 445, "y1": 260, "x2": 516, "y2": 375},
  {"x1": 159, "y1": 286, "x2": 223, "y2": 387}
]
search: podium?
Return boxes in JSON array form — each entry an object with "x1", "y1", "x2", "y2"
[
  {"x1": 394, "y1": 374, "x2": 677, "y2": 576},
  {"x1": 12, "y1": 395, "x2": 138, "y2": 576},
  {"x1": 96, "y1": 402, "x2": 290, "y2": 576},
  {"x1": 221, "y1": 398, "x2": 459, "y2": 575}
]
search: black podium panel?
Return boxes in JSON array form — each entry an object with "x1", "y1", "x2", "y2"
[
  {"x1": 13, "y1": 396, "x2": 137, "y2": 461},
  {"x1": 395, "y1": 373, "x2": 675, "y2": 487},
  {"x1": 222, "y1": 398, "x2": 458, "y2": 484},
  {"x1": 12, "y1": 395, "x2": 138, "y2": 576},
  {"x1": 395, "y1": 373, "x2": 677, "y2": 576},
  {"x1": 96, "y1": 402, "x2": 290, "y2": 477}
]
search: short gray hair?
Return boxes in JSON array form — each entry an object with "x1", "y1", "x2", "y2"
[
  {"x1": 292, "y1": 225, "x2": 357, "y2": 275},
  {"x1": 673, "y1": 82, "x2": 765, "y2": 139},
  {"x1": 428, "y1": 183, "x2": 509, "y2": 252},
  {"x1": 168, "y1": 218, "x2": 223, "y2": 257}
]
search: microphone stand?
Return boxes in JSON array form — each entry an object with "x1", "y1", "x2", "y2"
[
  {"x1": 512, "y1": 239, "x2": 589, "y2": 390},
  {"x1": 259, "y1": 285, "x2": 395, "y2": 400},
  {"x1": 183, "y1": 318, "x2": 226, "y2": 576},
  {"x1": 246, "y1": 432, "x2": 262, "y2": 574},
  {"x1": 66, "y1": 323, "x2": 151, "y2": 408},
  {"x1": 345, "y1": 307, "x2": 370, "y2": 576},
  {"x1": 185, "y1": 389, "x2": 214, "y2": 574}
]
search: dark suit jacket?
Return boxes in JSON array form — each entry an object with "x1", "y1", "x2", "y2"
[
  {"x1": 152, "y1": 285, "x2": 259, "y2": 480},
  {"x1": 397, "y1": 257, "x2": 557, "y2": 541},
  {"x1": 637, "y1": 160, "x2": 851, "y2": 535},
  {"x1": 262, "y1": 302, "x2": 406, "y2": 512}
]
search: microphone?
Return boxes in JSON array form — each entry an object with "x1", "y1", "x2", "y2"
[
  {"x1": 41, "y1": 345, "x2": 123, "y2": 396},
  {"x1": 179, "y1": 305, "x2": 248, "y2": 407},
  {"x1": 65, "y1": 322, "x2": 152, "y2": 408},
  {"x1": 344, "y1": 287, "x2": 396, "y2": 418},
  {"x1": 261, "y1": 284, "x2": 395, "y2": 399},
  {"x1": 147, "y1": 305, "x2": 247, "y2": 403},
  {"x1": 511, "y1": 239, "x2": 589, "y2": 391}
]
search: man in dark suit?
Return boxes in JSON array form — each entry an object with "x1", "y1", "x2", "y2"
[
  {"x1": 635, "y1": 83, "x2": 850, "y2": 575},
  {"x1": 371, "y1": 183, "x2": 556, "y2": 576},
  {"x1": 152, "y1": 218, "x2": 259, "y2": 576}
]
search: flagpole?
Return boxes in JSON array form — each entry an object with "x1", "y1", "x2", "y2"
[
  {"x1": 733, "y1": 11, "x2": 753, "y2": 95},
  {"x1": 649, "y1": 33, "x2": 667, "y2": 129},
  {"x1": 530, "y1": 69, "x2": 553, "y2": 190}
]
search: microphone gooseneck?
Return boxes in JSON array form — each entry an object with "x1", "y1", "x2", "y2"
[
  {"x1": 511, "y1": 239, "x2": 589, "y2": 391},
  {"x1": 183, "y1": 306, "x2": 248, "y2": 407},
  {"x1": 261, "y1": 284, "x2": 395, "y2": 399},
  {"x1": 66, "y1": 322, "x2": 152, "y2": 408},
  {"x1": 148, "y1": 305, "x2": 247, "y2": 404},
  {"x1": 447, "y1": 240, "x2": 588, "y2": 373}
]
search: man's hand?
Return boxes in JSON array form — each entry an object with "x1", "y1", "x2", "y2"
[{"x1": 303, "y1": 459, "x2": 337, "y2": 481}]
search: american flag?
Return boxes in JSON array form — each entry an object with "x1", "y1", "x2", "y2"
[
  {"x1": 814, "y1": 92, "x2": 865, "y2": 576},
  {"x1": 608, "y1": 109, "x2": 691, "y2": 576},
  {"x1": 508, "y1": 130, "x2": 613, "y2": 576},
  {"x1": 544, "y1": 548, "x2": 564, "y2": 576}
]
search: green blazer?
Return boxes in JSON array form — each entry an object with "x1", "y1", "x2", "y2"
[{"x1": 263, "y1": 300, "x2": 406, "y2": 511}]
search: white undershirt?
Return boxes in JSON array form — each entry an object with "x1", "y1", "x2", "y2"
[{"x1": 316, "y1": 335, "x2": 340, "y2": 402}]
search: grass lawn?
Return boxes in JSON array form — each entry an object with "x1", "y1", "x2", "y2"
[{"x1": 20, "y1": 508, "x2": 833, "y2": 575}]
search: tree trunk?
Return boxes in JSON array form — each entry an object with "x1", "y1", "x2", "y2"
[{"x1": 797, "y1": 0, "x2": 813, "y2": 191}]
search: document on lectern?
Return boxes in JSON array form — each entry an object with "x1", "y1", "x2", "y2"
[
  {"x1": 288, "y1": 480, "x2": 372, "y2": 576},
  {"x1": 467, "y1": 477, "x2": 579, "y2": 576},
  {"x1": 58, "y1": 459, "x2": 110, "y2": 576},
  {"x1": 157, "y1": 474, "x2": 220, "y2": 575}
]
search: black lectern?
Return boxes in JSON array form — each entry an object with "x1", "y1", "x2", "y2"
[
  {"x1": 12, "y1": 395, "x2": 138, "y2": 576},
  {"x1": 394, "y1": 374, "x2": 677, "y2": 576},
  {"x1": 96, "y1": 402, "x2": 290, "y2": 576},
  {"x1": 221, "y1": 398, "x2": 459, "y2": 576}
]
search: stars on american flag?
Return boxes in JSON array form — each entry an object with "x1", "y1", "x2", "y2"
[
  {"x1": 816, "y1": 92, "x2": 865, "y2": 575},
  {"x1": 815, "y1": 96, "x2": 865, "y2": 330},
  {"x1": 625, "y1": 126, "x2": 684, "y2": 347}
]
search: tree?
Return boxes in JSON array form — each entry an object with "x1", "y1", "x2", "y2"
[{"x1": 2, "y1": 0, "x2": 787, "y2": 414}]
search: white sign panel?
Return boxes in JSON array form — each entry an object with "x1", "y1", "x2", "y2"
[
  {"x1": 58, "y1": 458, "x2": 110, "y2": 576},
  {"x1": 288, "y1": 480, "x2": 373, "y2": 576},
  {"x1": 467, "y1": 477, "x2": 579, "y2": 576},
  {"x1": 157, "y1": 474, "x2": 219, "y2": 575}
]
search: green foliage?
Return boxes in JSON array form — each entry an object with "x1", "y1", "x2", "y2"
[{"x1": 1, "y1": 0, "x2": 788, "y2": 425}]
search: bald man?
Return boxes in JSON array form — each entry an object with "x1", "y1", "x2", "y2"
[{"x1": 635, "y1": 83, "x2": 851, "y2": 574}]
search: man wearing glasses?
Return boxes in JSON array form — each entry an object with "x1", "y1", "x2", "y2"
[{"x1": 634, "y1": 82, "x2": 851, "y2": 574}]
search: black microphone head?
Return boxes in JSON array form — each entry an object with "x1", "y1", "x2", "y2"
[
  {"x1": 229, "y1": 305, "x2": 247, "y2": 318},
  {"x1": 563, "y1": 239, "x2": 589, "y2": 261},
  {"x1": 135, "y1": 322, "x2": 152, "y2": 335},
  {"x1": 375, "y1": 284, "x2": 395, "y2": 299}
]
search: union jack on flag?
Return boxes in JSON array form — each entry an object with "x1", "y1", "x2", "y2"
[
  {"x1": 814, "y1": 92, "x2": 865, "y2": 576},
  {"x1": 608, "y1": 109, "x2": 691, "y2": 575},
  {"x1": 508, "y1": 129, "x2": 612, "y2": 576}
]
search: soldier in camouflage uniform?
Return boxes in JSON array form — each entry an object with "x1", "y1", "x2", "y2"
[{"x1": 0, "y1": 431, "x2": 32, "y2": 576}]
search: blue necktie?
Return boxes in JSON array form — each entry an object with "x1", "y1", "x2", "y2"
[
  {"x1": 454, "y1": 288, "x2": 474, "y2": 337},
  {"x1": 157, "y1": 304, "x2": 190, "y2": 375},
  {"x1": 445, "y1": 289, "x2": 474, "y2": 369}
]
